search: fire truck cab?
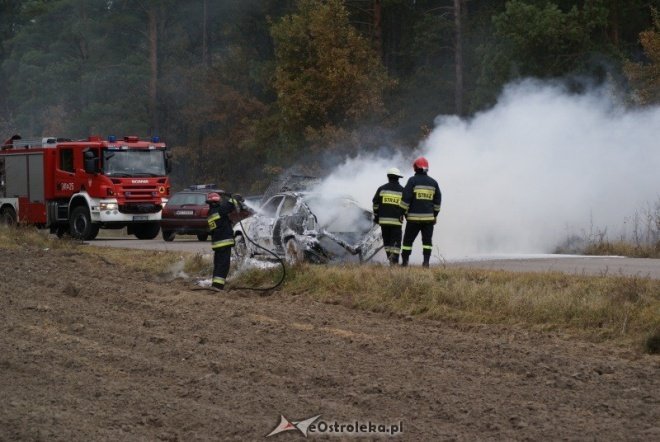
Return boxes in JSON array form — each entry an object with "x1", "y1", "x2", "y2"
[{"x1": 0, "y1": 134, "x2": 172, "y2": 240}]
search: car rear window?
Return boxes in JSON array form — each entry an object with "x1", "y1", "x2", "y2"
[{"x1": 169, "y1": 193, "x2": 206, "y2": 206}]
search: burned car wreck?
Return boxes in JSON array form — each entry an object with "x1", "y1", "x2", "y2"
[{"x1": 234, "y1": 176, "x2": 383, "y2": 264}]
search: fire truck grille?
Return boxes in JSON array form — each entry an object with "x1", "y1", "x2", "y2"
[
  {"x1": 122, "y1": 185, "x2": 159, "y2": 200},
  {"x1": 119, "y1": 203, "x2": 162, "y2": 214}
]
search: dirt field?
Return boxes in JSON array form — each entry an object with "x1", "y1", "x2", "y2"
[{"x1": 1, "y1": 245, "x2": 659, "y2": 441}]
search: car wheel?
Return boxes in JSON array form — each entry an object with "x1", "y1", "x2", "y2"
[
  {"x1": 134, "y1": 222, "x2": 160, "y2": 240},
  {"x1": 69, "y1": 206, "x2": 99, "y2": 240},
  {"x1": 0, "y1": 206, "x2": 17, "y2": 226},
  {"x1": 196, "y1": 233, "x2": 208, "y2": 241},
  {"x1": 231, "y1": 233, "x2": 248, "y2": 268},
  {"x1": 162, "y1": 230, "x2": 175, "y2": 242},
  {"x1": 284, "y1": 238, "x2": 305, "y2": 265}
]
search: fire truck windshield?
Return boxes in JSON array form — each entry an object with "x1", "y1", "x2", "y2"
[{"x1": 103, "y1": 149, "x2": 166, "y2": 177}]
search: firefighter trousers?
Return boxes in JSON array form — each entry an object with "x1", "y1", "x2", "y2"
[
  {"x1": 402, "y1": 222, "x2": 434, "y2": 262},
  {"x1": 212, "y1": 246, "x2": 232, "y2": 288},
  {"x1": 380, "y1": 224, "x2": 402, "y2": 264}
]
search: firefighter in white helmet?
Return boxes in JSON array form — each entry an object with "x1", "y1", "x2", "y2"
[{"x1": 372, "y1": 167, "x2": 405, "y2": 264}]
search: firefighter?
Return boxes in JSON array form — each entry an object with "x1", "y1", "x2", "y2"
[
  {"x1": 372, "y1": 167, "x2": 405, "y2": 264},
  {"x1": 399, "y1": 157, "x2": 442, "y2": 267},
  {"x1": 206, "y1": 192, "x2": 245, "y2": 290}
]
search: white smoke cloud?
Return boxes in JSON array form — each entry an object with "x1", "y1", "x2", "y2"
[{"x1": 315, "y1": 79, "x2": 660, "y2": 258}]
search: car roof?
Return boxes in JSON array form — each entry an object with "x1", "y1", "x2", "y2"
[
  {"x1": 172, "y1": 189, "x2": 224, "y2": 195},
  {"x1": 271, "y1": 190, "x2": 352, "y2": 198},
  {"x1": 266, "y1": 191, "x2": 361, "y2": 204}
]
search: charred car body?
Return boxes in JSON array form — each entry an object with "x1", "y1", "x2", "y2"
[{"x1": 234, "y1": 176, "x2": 382, "y2": 264}]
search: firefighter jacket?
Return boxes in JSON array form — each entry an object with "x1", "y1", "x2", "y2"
[
  {"x1": 207, "y1": 197, "x2": 239, "y2": 250},
  {"x1": 372, "y1": 180, "x2": 404, "y2": 226},
  {"x1": 399, "y1": 172, "x2": 441, "y2": 223}
]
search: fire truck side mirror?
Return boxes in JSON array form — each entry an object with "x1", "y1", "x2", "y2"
[
  {"x1": 165, "y1": 151, "x2": 173, "y2": 174},
  {"x1": 83, "y1": 150, "x2": 100, "y2": 174}
]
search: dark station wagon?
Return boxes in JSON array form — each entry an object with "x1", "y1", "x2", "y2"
[{"x1": 160, "y1": 184, "x2": 223, "y2": 241}]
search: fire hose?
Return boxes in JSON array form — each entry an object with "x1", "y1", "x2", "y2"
[
  {"x1": 227, "y1": 216, "x2": 286, "y2": 292},
  {"x1": 191, "y1": 198, "x2": 286, "y2": 293},
  {"x1": 226, "y1": 207, "x2": 379, "y2": 290},
  {"x1": 195, "y1": 195, "x2": 382, "y2": 292}
]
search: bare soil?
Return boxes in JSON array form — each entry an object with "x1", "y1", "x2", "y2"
[{"x1": 1, "y1": 246, "x2": 659, "y2": 441}]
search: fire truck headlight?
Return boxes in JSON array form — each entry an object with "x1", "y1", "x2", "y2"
[{"x1": 100, "y1": 202, "x2": 118, "y2": 211}]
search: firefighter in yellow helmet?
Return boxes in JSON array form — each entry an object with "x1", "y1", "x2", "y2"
[
  {"x1": 372, "y1": 167, "x2": 405, "y2": 264},
  {"x1": 206, "y1": 192, "x2": 245, "y2": 290}
]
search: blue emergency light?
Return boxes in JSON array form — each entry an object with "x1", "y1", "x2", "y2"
[{"x1": 189, "y1": 184, "x2": 217, "y2": 190}]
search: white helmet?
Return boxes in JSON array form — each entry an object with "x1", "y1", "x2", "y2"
[{"x1": 386, "y1": 167, "x2": 403, "y2": 178}]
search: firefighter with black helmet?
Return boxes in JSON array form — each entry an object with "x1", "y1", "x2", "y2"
[
  {"x1": 399, "y1": 156, "x2": 442, "y2": 267},
  {"x1": 372, "y1": 167, "x2": 405, "y2": 264},
  {"x1": 206, "y1": 192, "x2": 245, "y2": 290}
]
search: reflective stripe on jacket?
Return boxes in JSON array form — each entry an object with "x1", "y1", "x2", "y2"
[
  {"x1": 207, "y1": 197, "x2": 237, "y2": 249},
  {"x1": 212, "y1": 238, "x2": 235, "y2": 249},
  {"x1": 399, "y1": 172, "x2": 442, "y2": 223},
  {"x1": 372, "y1": 181, "x2": 404, "y2": 226}
]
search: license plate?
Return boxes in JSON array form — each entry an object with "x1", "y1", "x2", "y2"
[
  {"x1": 133, "y1": 215, "x2": 148, "y2": 221},
  {"x1": 175, "y1": 210, "x2": 194, "y2": 216}
]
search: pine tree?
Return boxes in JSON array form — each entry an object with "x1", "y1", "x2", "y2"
[{"x1": 625, "y1": 9, "x2": 660, "y2": 105}]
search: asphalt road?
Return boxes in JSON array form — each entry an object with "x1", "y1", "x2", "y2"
[
  {"x1": 445, "y1": 255, "x2": 660, "y2": 279},
  {"x1": 89, "y1": 236, "x2": 660, "y2": 279},
  {"x1": 92, "y1": 236, "x2": 212, "y2": 253}
]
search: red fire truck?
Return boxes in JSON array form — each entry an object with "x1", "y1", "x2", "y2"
[{"x1": 0, "y1": 134, "x2": 172, "y2": 240}]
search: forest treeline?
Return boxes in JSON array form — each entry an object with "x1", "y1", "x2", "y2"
[{"x1": 1, "y1": 0, "x2": 658, "y2": 192}]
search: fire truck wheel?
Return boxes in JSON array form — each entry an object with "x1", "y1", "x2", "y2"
[
  {"x1": 134, "y1": 222, "x2": 160, "y2": 240},
  {"x1": 196, "y1": 233, "x2": 208, "y2": 241},
  {"x1": 55, "y1": 225, "x2": 69, "y2": 238},
  {"x1": 162, "y1": 230, "x2": 175, "y2": 242},
  {"x1": 69, "y1": 206, "x2": 100, "y2": 240},
  {"x1": 0, "y1": 206, "x2": 17, "y2": 225}
]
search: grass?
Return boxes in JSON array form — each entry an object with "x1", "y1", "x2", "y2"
[
  {"x1": 0, "y1": 225, "x2": 189, "y2": 274},
  {"x1": 3, "y1": 225, "x2": 659, "y2": 353},
  {"x1": 182, "y1": 253, "x2": 213, "y2": 276},
  {"x1": 237, "y1": 264, "x2": 660, "y2": 353},
  {"x1": 557, "y1": 198, "x2": 660, "y2": 258},
  {"x1": 584, "y1": 240, "x2": 660, "y2": 259},
  {"x1": 0, "y1": 224, "x2": 79, "y2": 250}
]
